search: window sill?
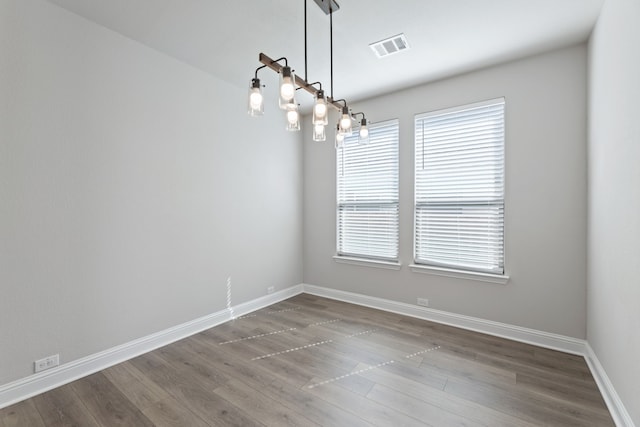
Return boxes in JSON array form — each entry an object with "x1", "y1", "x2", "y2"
[
  {"x1": 333, "y1": 256, "x2": 402, "y2": 270},
  {"x1": 409, "y1": 264, "x2": 509, "y2": 285}
]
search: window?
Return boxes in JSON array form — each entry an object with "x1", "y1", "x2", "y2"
[
  {"x1": 414, "y1": 99, "x2": 505, "y2": 274},
  {"x1": 337, "y1": 119, "x2": 399, "y2": 261}
]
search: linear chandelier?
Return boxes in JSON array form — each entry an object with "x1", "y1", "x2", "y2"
[{"x1": 247, "y1": 0, "x2": 369, "y2": 147}]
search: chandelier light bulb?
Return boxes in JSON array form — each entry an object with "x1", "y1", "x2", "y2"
[
  {"x1": 313, "y1": 123, "x2": 326, "y2": 142},
  {"x1": 315, "y1": 103, "x2": 327, "y2": 118},
  {"x1": 287, "y1": 109, "x2": 299, "y2": 124},
  {"x1": 358, "y1": 118, "x2": 370, "y2": 145},
  {"x1": 339, "y1": 115, "x2": 353, "y2": 136},
  {"x1": 338, "y1": 105, "x2": 353, "y2": 135},
  {"x1": 250, "y1": 91, "x2": 262, "y2": 108},
  {"x1": 247, "y1": 78, "x2": 264, "y2": 116},
  {"x1": 340, "y1": 115, "x2": 351, "y2": 130},
  {"x1": 281, "y1": 79, "x2": 294, "y2": 100},
  {"x1": 335, "y1": 124, "x2": 345, "y2": 148},
  {"x1": 279, "y1": 66, "x2": 296, "y2": 109},
  {"x1": 359, "y1": 118, "x2": 369, "y2": 137},
  {"x1": 312, "y1": 90, "x2": 328, "y2": 125},
  {"x1": 285, "y1": 104, "x2": 300, "y2": 131}
]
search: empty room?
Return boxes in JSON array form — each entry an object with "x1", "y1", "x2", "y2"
[{"x1": 1, "y1": 0, "x2": 638, "y2": 426}]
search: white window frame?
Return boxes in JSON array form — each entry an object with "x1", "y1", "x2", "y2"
[
  {"x1": 336, "y1": 119, "x2": 400, "y2": 265},
  {"x1": 413, "y1": 98, "x2": 506, "y2": 279}
]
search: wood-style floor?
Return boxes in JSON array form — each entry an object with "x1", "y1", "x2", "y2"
[{"x1": 0, "y1": 294, "x2": 614, "y2": 426}]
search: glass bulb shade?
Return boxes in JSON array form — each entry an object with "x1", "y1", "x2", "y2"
[
  {"x1": 359, "y1": 118, "x2": 369, "y2": 136},
  {"x1": 247, "y1": 79, "x2": 263, "y2": 116},
  {"x1": 280, "y1": 77, "x2": 295, "y2": 99},
  {"x1": 312, "y1": 124, "x2": 326, "y2": 142},
  {"x1": 340, "y1": 115, "x2": 351, "y2": 129},
  {"x1": 312, "y1": 101, "x2": 328, "y2": 125},
  {"x1": 312, "y1": 91, "x2": 328, "y2": 125},
  {"x1": 247, "y1": 86, "x2": 264, "y2": 116},
  {"x1": 358, "y1": 126, "x2": 370, "y2": 145},
  {"x1": 338, "y1": 106, "x2": 353, "y2": 134},
  {"x1": 285, "y1": 105, "x2": 300, "y2": 131},
  {"x1": 287, "y1": 109, "x2": 299, "y2": 124},
  {"x1": 279, "y1": 67, "x2": 296, "y2": 109},
  {"x1": 357, "y1": 118, "x2": 369, "y2": 144},
  {"x1": 339, "y1": 114, "x2": 353, "y2": 135},
  {"x1": 335, "y1": 127, "x2": 345, "y2": 149}
]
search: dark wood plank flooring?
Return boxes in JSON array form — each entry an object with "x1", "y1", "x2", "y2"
[{"x1": 0, "y1": 294, "x2": 615, "y2": 426}]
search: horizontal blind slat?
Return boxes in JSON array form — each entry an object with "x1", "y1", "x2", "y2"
[
  {"x1": 415, "y1": 99, "x2": 505, "y2": 274},
  {"x1": 338, "y1": 119, "x2": 399, "y2": 261}
]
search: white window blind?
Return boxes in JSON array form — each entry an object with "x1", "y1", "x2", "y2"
[
  {"x1": 337, "y1": 119, "x2": 399, "y2": 261},
  {"x1": 414, "y1": 99, "x2": 505, "y2": 274}
]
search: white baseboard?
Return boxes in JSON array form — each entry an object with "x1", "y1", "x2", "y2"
[
  {"x1": 302, "y1": 283, "x2": 636, "y2": 427},
  {"x1": 0, "y1": 284, "x2": 303, "y2": 410},
  {"x1": 2, "y1": 282, "x2": 634, "y2": 427},
  {"x1": 229, "y1": 284, "x2": 303, "y2": 319},
  {"x1": 302, "y1": 284, "x2": 586, "y2": 355},
  {"x1": 584, "y1": 343, "x2": 636, "y2": 427}
]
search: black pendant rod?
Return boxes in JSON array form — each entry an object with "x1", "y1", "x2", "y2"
[
  {"x1": 329, "y1": 3, "x2": 334, "y2": 100},
  {"x1": 304, "y1": 0, "x2": 308, "y2": 82}
]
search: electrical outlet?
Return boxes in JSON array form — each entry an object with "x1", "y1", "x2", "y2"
[
  {"x1": 417, "y1": 298, "x2": 429, "y2": 307},
  {"x1": 34, "y1": 354, "x2": 59, "y2": 373},
  {"x1": 267, "y1": 286, "x2": 275, "y2": 294}
]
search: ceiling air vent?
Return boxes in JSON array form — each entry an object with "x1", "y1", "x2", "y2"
[{"x1": 369, "y1": 33, "x2": 410, "y2": 58}]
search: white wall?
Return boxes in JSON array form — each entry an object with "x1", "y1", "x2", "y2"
[
  {"x1": 304, "y1": 45, "x2": 588, "y2": 338},
  {"x1": 0, "y1": 0, "x2": 302, "y2": 386},
  {"x1": 588, "y1": 0, "x2": 640, "y2": 424}
]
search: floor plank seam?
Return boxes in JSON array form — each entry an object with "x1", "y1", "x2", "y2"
[
  {"x1": 344, "y1": 329, "x2": 377, "y2": 338},
  {"x1": 307, "y1": 318, "x2": 342, "y2": 327},
  {"x1": 251, "y1": 340, "x2": 334, "y2": 361},
  {"x1": 405, "y1": 345, "x2": 442, "y2": 359},
  {"x1": 307, "y1": 345, "x2": 443, "y2": 390},
  {"x1": 236, "y1": 306, "x2": 302, "y2": 319},
  {"x1": 246, "y1": 327, "x2": 377, "y2": 361},
  {"x1": 218, "y1": 328, "x2": 298, "y2": 345},
  {"x1": 307, "y1": 360, "x2": 396, "y2": 389},
  {"x1": 217, "y1": 318, "x2": 343, "y2": 345}
]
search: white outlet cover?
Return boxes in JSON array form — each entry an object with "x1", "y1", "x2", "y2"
[{"x1": 34, "y1": 354, "x2": 59, "y2": 373}]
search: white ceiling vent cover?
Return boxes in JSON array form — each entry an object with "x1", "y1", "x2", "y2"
[{"x1": 369, "y1": 33, "x2": 410, "y2": 58}]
